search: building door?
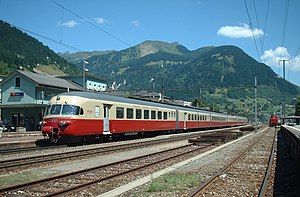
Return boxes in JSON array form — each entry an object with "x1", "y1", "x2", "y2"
[{"x1": 103, "y1": 104, "x2": 111, "y2": 134}]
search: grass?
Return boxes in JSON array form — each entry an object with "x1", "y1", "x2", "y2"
[
  {"x1": 0, "y1": 170, "x2": 46, "y2": 188},
  {"x1": 147, "y1": 173, "x2": 200, "y2": 193}
]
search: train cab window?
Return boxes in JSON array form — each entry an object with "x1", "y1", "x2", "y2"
[
  {"x1": 62, "y1": 105, "x2": 80, "y2": 115},
  {"x1": 136, "y1": 109, "x2": 142, "y2": 119},
  {"x1": 144, "y1": 110, "x2": 149, "y2": 119},
  {"x1": 44, "y1": 105, "x2": 50, "y2": 116},
  {"x1": 151, "y1": 111, "x2": 156, "y2": 119},
  {"x1": 157, "y1": 111, "x2": 162, "y2": 119},
  {"x1": 50, "y1": 104, "x2": 61, "y2": 115},
  {"x1": 80, "y1": 108, "x2": 84, "y2": 115},
  {"x1": 163, "y1": 112, "x2": 168, "y2": 120},
  {"x1": 127, "y1": 108, "x2": 134, "y2": 119},
  {"x1": 116, "y1": 107, "x2": 124, "y2": 118}
]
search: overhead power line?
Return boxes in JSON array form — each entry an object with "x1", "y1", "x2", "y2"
[
  {"x1": 49, "y1": 0, "x2": 131, "y2": 47},
  {"x1": 252, "y1": 0, "x2": 264, "y2": 55},
  {"x1": 10, "y1": 23, "x2": 86, "y2": 53},
  {"x1": 281, "y1": 0, "x2": 290, "y2": 47},
  {"x1": 243, "y1": 0, "x2": 261, "y2": 60},
  {"x1": 262, "y1": 0, "x2": 271, "y2": 51}
]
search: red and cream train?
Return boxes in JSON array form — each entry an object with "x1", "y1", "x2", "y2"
[{"x1": 41, "y1": 91, "x2": 248, "y2": 142}]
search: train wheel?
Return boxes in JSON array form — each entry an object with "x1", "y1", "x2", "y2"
[{"x1": 49, "y1": 133, "x2": 58, "y2": 143}]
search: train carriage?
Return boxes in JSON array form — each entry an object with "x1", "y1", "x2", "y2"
[{"x1": 41, "y1": 91, "x2": 248, "y2": 143}]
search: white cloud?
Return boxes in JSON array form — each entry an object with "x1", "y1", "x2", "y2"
[
  {"x1": 131, "y1": 20, "x2": 140, "y2": 27},
  {"x1": 95, "y1": 17, "x2": 108, "y2": 24},
  {"x1": 61, "y1": 20, "x2": 78, "y2": 28},
  {"x1": 217, "y1": 23, "x2": 264, "y2": 38},
  {"x1": 261, "y1": 47, "x2": 300, "y2": 71}
]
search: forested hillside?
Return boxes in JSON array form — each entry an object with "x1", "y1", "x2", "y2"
[
  {"x1": 0, "y1": 20, "x2": 79, "y2": 76},
  {"x1": 63, "y1": 41, "x2": 299, "y2": 121}
]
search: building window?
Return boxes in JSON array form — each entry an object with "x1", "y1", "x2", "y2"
[
  {"x1": 127, "y1": 108, "x2": 134, "y2": 119},
  {"x1": 116, "y1": 107, "x2": 124, "y2": 118},
  {"x1": 136, "y1": 109, "x2": 142, "y2": 119},
  {"x1": 15, "y1": 77, "x2": 20, "y2": 87}
]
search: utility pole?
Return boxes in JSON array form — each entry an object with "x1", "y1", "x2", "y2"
[
  {"x1": 83, "y1": 60, "x2": 89, "y2": 91},
  {"x1": 279, "y1": 59, "x2": 289, "y2": 125},
  {"x1": 83, "y1": 61, "x2": 85, "y2": 91},
  {"x1": 161, "y1": 77, "x2": 165, "y2": 102},
  {"x1": 255, "y1": 76, "x2": 257, "y2": 132}
]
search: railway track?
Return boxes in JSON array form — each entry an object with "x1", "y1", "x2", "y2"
[
  {"x1": 188, "y1": 127, "x2": 276, "y2": 197},
  {"x1": 0, "y1": 144, "x2": 67, "y2": 155},
  {"x1": 0, "y1": 143, "x2": 215, "y2": 196},
  {"x1": 0, "y1": 127, "x2": 247, "y2": 174}
]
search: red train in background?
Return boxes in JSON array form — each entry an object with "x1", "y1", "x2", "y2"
[
  {"x1": 41, "y1": 91, "x2": 248, "y2": 143},
  {"x1": 269, "y1": 114, "x2": 279, "y2": 127}
]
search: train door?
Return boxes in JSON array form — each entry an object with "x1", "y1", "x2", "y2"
[
  {"x1": 183, "y1": 112, "x2": 187, "y2": 130},
  {"x1": 103, "y1": 104, "x2": 112, "y2": 135},
  {"x1": 175, "y1": 110, "x2": 179, "y2": 130}
]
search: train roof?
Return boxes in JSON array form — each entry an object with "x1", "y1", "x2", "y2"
[{"x1": 58, "y1": 91, "x2": 244, "y2": 118}]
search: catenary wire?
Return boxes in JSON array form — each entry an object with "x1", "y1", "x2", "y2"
[
  {"x1": 252, "y1": 0, "x2": 264, "y2": 54},
  {"x1": 243, "y1": 0, "x2": 261, "y2": 61},
  {"x1": 49, "y1": 0, "x2": 131, "y2": 47},
  {"x1": 262, "y1": 0, "x2": 270, "y2": 51}
]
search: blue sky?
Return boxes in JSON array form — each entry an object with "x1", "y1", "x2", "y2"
[{"x1": 0, "y1": 0, "x2": 299, "y2": 85}]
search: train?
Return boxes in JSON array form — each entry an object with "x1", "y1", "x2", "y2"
[
  {"x1": 41, "y1": 91, "x2": 248, "y2": 143},
  {"x1": 269, "y1": 114, "x2": 279, "y2": 127}
]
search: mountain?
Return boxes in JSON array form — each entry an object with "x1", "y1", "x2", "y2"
[
  {"x1": 0, "y1": 20, "x2": 79, "y2": 76},
  {"x1": 59, "y1": 50, "x2": 114, "y2": 65},
  {"x1": 72, "y1": 41, "x2": 299, "y2": 95},
  {"x1": 62, "y1": 41, "x2": 299, "y2": 121}
]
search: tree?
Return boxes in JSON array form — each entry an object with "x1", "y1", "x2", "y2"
[{"x1": 295, "y1": 97, "x2": 300, "y2": 116}]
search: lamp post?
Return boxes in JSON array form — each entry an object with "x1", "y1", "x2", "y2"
[{"x1": 83, "y1": 60, "x2": 89, "y2": 91}]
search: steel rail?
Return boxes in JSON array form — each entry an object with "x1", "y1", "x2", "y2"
[
  {"x1": 0, "y1": 144, "x2": 212, "y2": 196},
  {"x1": 188, "y1": 127, "x2": 272, "y2": 197},
  {"x1": 258, "y1": 128, "x2": 278, "y2": 197},
  {"x1": 0, "y1": 126, "x2": 243, "y2": 172}
]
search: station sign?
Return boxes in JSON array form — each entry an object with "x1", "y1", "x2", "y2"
[{"x1": 10, "y1": 92, "x2": 24, "y2": 96}]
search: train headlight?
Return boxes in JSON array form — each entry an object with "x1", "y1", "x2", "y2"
[{"x1": 58, "y1": 121, "x2": 71, "y2": 127}]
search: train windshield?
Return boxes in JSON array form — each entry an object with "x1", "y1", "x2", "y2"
[
  {"x1": 62, "y1": 105, "x2": 80, "y2": 115},
  {"x1": 50, "y1": 105, "x2": 62, "y2": 115}
]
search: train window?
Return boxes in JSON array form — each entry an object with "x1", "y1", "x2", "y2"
[
  {"x1": 144, "y1": 110, "x2": 149, "y2": 119},
  {"x1": 95, "y1": 106, "x2": 100, "y2": 117},
  {"x1": 136, "y1": 109, "x2": 142, "y2": 119},
  {"x1": 44, "y1": 105, "x2": 50, "y2": 116},
  {"x1": 157, "y1": 111, "x2": 162, "y2": 119},
  {"x1": 50, "y1": 104, "x2": 61, "y2": 115},
  {"x1": 62, "y1": 105, "x2": 80, "y2": 115},
  {"x1": 116, "y1": 107, "x2": 124, "y2": 118},
  {"x1": 188, "y1": 114, "x2": 190, "y2": 120},
  {"x1": 80, "y1": 108, "x2": 84, "y2": 115},
  {"x1": 127, "y1": 108, "x2": 134, "y2": 119},
  {"x1": 163, "y1": 112, "x2": 168, "y2": 120},
  {"x1": 151, "y1": 110, "x2": 156, "y2": 119}
]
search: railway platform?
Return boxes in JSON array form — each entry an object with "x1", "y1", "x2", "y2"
[{"x1": 0, "y1": 131, "x2": 44, "y2": 149}]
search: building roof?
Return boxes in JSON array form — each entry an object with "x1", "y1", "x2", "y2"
[
  {"x1": 2, "y1": 70, "x2": 82, "y2": 91},
  {"x1": 60, "y1": 74, "x2": 107, "y2": 84}
]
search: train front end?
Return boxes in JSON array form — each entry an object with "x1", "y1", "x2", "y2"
[{"x1": 41, "y1": 95, "x2": 85, "y2": 143}]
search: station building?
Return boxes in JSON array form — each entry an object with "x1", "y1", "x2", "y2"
[
  {"x1": 59, "y1": 75, "x2": 107, "y2": 92},
  {"x1": 0, "y1": 70, "x2": 82, "y2": 131}
]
